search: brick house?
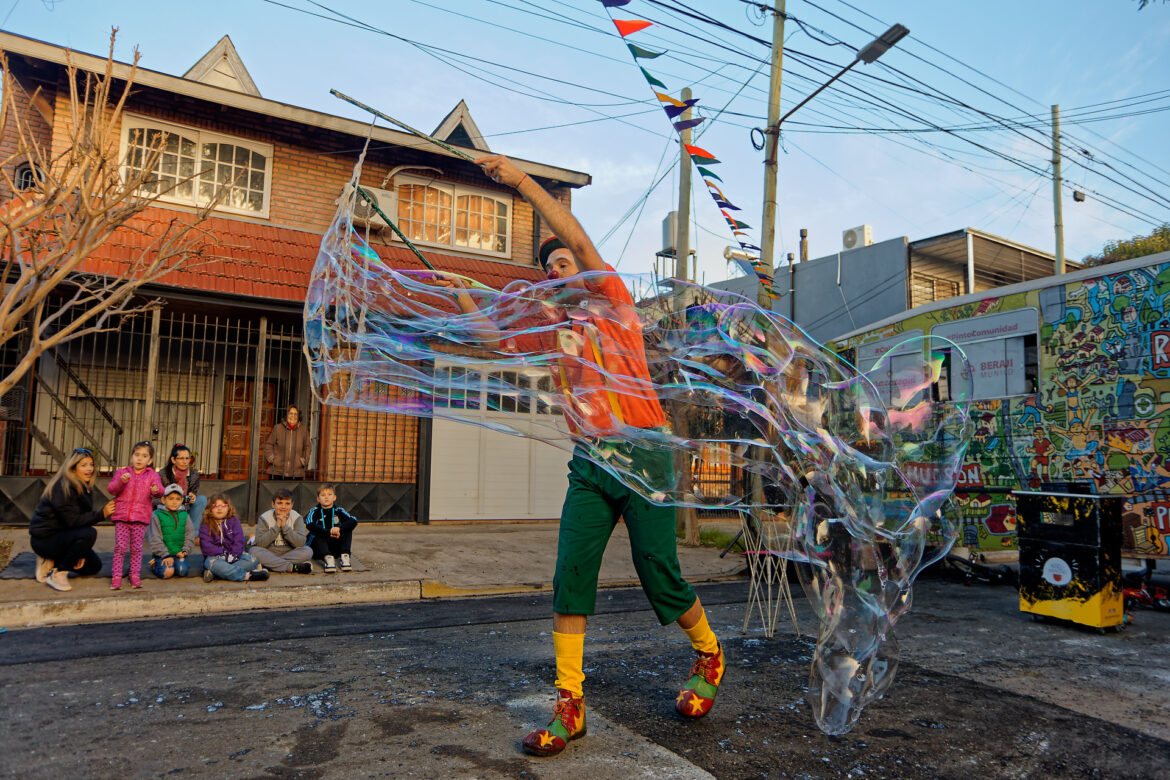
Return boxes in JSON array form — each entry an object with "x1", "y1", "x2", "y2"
[{"x1": 0, "y1": 31, "x2": 587, "y2": 523}]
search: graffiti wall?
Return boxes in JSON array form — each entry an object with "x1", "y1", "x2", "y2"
[{"x1": 836, "y1": 253, "x2": 1170, "y2": 559}]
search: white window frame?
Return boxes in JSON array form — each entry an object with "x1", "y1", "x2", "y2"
[
  {"x1": 394, "y1": 175, "x2": 512, "y2": 259},
  {"x1": 931, "y1": 308, "x2": 1040, "y2": 402},
  {"x1": 118, "y1": 113, "x2": 274, "y2": 218}
]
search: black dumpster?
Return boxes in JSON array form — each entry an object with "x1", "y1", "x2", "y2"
[{"x1": 1015, "y1": 487, "x2": 1124, "y2": 629}]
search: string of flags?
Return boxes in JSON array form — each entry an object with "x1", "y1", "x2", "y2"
[{"x1": 599, "y1": 0, "x2": 777, "y2": 298}]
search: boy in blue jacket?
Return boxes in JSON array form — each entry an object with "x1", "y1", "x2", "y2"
[{"x1": 304, "y1": 485, "x2": 358, "y2": 573}]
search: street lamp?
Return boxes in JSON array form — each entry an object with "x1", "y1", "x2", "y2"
[
  {"x1": 777, "y1": 23, "x2": 910, "y2": 127},
  {"x1": 764, "y1": 22, "x2": 909, "y2": 322}
]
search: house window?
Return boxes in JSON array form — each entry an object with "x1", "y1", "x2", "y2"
[
  {"x1": 433, "y1": 365, "x2": 560, "y2": 415},
  {"x1": 396, "y1": 176, "x2": 511, "y2": 258},
  {"x1": 14, "y1": 161, "x2": 42, "y2": 191},
  {"x1": 120, "y1": 115, "x2": 273, "y2": 217}
]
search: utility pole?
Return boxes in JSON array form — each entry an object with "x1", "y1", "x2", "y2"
[
  {"x1": 1051, "y1": 104, "x2": 1065, "y2": 275},
  {"x1": 674, "y1": 87, "x2": 694, "y2": 308},
  {"x1": 757, "y1": 0, "x2": 787, "y2": 309},
  {"x1": 673, "y1": 87, "x2": 699, "y2": 546}
]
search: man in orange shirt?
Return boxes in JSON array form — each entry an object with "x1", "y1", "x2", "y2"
[{"x1": 441, "y1": 154, "x2": 724, "y2": 757}]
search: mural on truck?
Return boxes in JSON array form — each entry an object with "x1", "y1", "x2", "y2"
[{"x1": 837, "y1": 256, "x2": 1170, "y2": 560}]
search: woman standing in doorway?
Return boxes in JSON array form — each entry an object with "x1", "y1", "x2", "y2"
[
  {"x1": 264, "y1": 404, "x2": 310, "y2": 480},
  {"x1": 29, "y1": 448, "x2": 116, "y2": 592}
]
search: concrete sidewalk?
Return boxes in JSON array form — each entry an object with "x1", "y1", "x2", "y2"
[{"x1": 0, "y1": 521, "x2": 747, "y2": 629}]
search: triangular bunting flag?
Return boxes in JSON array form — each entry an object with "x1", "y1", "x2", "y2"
[
  {"x1": 663, "y1": 99, "x2": 699, "y2": 119},
  {"x1": 601, "y1": 0, "x2": 758, "y2": 267},
  {"x1": 706, "y1": 181, "x2": 729, "y2": 201},
  {"x1": 614, "y1": 19, "x2": 652, "y2": 37},
  {"x1": 640, "y1": 67, "x2": 666, "y2": 89},
  {"x1": 684, "y1": 144, "x2": 716, "y2": 159},
  {"x1": 654, "y1": 91, "x2": 686, "y2": 107},
  {"x1": 732, "y1": 257, "x2": 757, "y2": 276},
  {"x1": 627, "y1": 43, "x2": 664, "y2": 59}
]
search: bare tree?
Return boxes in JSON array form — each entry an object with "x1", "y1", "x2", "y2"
[{"x1": 0, "y1": 31, "x2": 219, "y2": 399}]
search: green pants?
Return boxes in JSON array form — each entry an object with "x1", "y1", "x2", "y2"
[{"x1": 553, "y1": 443, "x2": 696, "y2": 625}]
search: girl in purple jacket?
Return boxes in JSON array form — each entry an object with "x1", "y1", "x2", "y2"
[
  {"x1": 108, "y1": 441, "x2": 165, "y2": 589},
  {"x1": 199, "y1": 494, "x2": 269, "y2": 583}
]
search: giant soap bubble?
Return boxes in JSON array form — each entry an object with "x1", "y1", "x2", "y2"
[{"x1": 305, "y1": 166, "x2": 973, "y2": 734}]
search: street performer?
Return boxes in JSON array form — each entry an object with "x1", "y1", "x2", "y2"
[{"x1": 438, "y1": 154, "x2": 724, "y2": 758}]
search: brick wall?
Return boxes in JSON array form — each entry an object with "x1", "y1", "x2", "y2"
[
  {"x1": 0, "y1": 59, "x2": 56, "y2": 203},
  {"x1": 36, "y1": 69, "x2": 576, "y2": 271}
]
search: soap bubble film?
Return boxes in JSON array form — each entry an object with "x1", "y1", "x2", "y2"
[{"x1": 305, "y1": 170, "x2": 973, "y2": 734}]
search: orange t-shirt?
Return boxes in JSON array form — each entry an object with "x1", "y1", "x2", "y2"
[{"x1": 507, "y1": 265, "x2": 666, "y2": 437}]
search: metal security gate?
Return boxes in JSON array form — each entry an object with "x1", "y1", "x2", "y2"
[{"x1": 0, "y1": 302, "x2": 426, "y2": 524}]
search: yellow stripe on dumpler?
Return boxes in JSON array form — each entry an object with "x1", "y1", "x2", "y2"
[
  {"x1": 553, "y1": 631, "x2": 585, "y2": 697},
  {"x1": 680, "y1": 611, "x2": 719, "y2": 654}
]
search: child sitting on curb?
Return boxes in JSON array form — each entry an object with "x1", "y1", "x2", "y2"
[
  {"x1": 249, "y1": 489, "x2": 313, "y2": 574},
  {"x1": 199, "y1": 493, "x2": 269, "y2": 583},
  {"x1": 147, "y1": 484, "x2": 195, "y2": 579},
  {"x1": 304, "y1": 485, "x2": 358, "y2": 573}
]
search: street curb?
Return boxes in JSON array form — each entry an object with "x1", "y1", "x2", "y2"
[
  {"x1": 0, "y1": 572, "x2": 746, "y2": 629},
  {"x1": 0, "y1": 580, "x2": 424, "y2": 629}
]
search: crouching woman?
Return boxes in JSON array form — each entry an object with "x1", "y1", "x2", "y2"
[
  {"x1": 198, "y1": 493, "x2": 268, "y2": 583},
  {"x1": 29, "y1": 448, "x2": 115, "y2": 592}
]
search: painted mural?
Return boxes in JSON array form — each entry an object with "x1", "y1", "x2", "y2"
[{"x1": 836, "y1": 255, "x2": 1170, "y2": 560}]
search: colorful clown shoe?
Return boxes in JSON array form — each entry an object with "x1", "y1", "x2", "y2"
[
  {"x1": 676, "y1": 642, "x2": 724, "y2": 718},
  {"x1": 522, "y1": 688, "x2": 587, "y2": 757}
]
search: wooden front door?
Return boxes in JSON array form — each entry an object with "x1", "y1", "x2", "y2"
[{"x1": 220, "y1": 378, "x2": 276, "y2": 479}]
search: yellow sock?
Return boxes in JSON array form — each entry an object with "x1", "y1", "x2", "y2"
[
  {"x1": 680, "y1": 610, "x2": 719, "y2": 655},
  {"x1": 552, "y1": 631, "x2": 585, "y2": 698}
]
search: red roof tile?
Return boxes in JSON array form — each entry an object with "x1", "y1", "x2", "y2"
[{"x1": 82, "y1": 207, "x2": 544, "y2": 303}]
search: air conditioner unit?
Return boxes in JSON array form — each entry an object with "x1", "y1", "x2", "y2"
[
  {"x1": 842, "y1": 224, "x2": 873, "y2": 251},
  {"x1": 348, "y1": 184, "x2": 396, "y2": 229}
]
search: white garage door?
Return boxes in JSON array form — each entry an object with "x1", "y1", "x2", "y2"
[{"x1": 429, "y1": 363, "x2": 572, "y2": 521}]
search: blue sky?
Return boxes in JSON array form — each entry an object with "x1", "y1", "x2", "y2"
[{"x1": 4, "y1": 0, "x2": 1168, "y2": 285}]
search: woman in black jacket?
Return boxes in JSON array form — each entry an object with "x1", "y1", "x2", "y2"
[
  {"x1": 29, "y1": 447, "x2": 115, "y2": 592},
  {"x1": 158, "y1": 443, "x2": 205, "y2": 522}
]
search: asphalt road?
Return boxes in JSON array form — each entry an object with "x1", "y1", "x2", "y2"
[{"x1": 2, "y1": 577, "x2": 1169, "y2": 779}]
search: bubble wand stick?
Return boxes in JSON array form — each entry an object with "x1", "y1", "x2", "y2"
[{"x1": 331, "y1": 89, "x2": 479, "y2": 163}]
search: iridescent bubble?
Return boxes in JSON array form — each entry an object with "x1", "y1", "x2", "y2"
[{"x1": 305, "y1": 171, "x2": 973, "y2": 734}]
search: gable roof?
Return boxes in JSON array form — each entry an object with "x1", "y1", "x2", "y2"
[
  {"x1": 83, "y1": 207, "x2": 544, "y2": 304},
  {"x1": 182, "y1": 35, "x2": 261, "y2": 97},
  {"x1": 431, "y1": 100, "x2": 490, "y2": 153},
  {"x1": 0, "y1": 30, "x2": 589, "y2": 188}
]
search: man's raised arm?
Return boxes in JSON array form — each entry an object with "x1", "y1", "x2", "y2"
[{"x1": 476, "y1": 154, "x2": 606, "y2": 274}]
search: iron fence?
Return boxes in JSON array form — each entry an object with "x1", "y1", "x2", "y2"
[{"x1": 0, "y1": 302, "x2": 423, "y2": 523}]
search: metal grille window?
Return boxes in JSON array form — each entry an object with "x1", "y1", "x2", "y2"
[
  {"x1": 396, "y1": 176, "x2": 511, "y2": 258},
  {"x1": 910, "y1": 272, "x2": 960, "y2": 308},
  {"x1": 121, "y1": 114, "x2": 273, "y2": 217},
  {"x1": 322, "y1": 383, "x2": 418, "y2": 482}
]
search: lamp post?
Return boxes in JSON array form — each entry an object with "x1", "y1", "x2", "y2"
[
  {"x1": 756, "y1": 22, "x2": 909, "y2": 306},
  {"x1": 778, "y1": 24, "x2": 910, "y2": 129}
]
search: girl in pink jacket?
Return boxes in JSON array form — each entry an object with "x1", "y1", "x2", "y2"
[{"x1": 108, "y1": 441, "x2": 164, "y2": 589}]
